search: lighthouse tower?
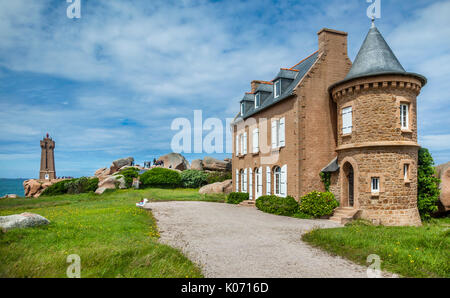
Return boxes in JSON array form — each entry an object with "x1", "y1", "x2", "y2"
[
  {"x1": 39, "y1": 133, "x2": 56, "y2": 180},
  {"x1": 329, "y1": 22, "x2": 427, "y2": 226}
]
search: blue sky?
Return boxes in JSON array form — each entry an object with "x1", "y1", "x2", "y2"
[{"x1": 0, "y1": 0, "x2": 449, "y2": 178}]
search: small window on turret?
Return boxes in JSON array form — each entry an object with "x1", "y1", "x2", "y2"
[
  {"x1": 400, "y1": 104, "x2": 409, "y2": 130},
  {"x1": 241, "y1": 102, "x2": 244, "y2": 116}
]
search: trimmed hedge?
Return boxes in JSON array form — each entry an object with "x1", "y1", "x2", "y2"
[
  {"x1": 41, "y1": 177, "x2": 99, "y2": 196},
  {"x1": 298, "y1": 191, "x2": 339, "y2": 218},
  {"x1": 226, "y1": 192, "x2": 249, "y2": 204},
  {"x1": 115, "y1": 167, "x2": 139, "y2": 188},
  {"x1": 140, "y1": 168, "x2": 181, "y2": 188},
  {"x1": 255, "y1": 195, "x2": 299, "y2": 216},
  {"x1": 180, "y1": 170, "x2": 209, "y2": 188}
]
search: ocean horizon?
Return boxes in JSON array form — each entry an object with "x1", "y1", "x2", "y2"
[{"x1": 0, "y1": 178, "x2": 29, "y2": 197}]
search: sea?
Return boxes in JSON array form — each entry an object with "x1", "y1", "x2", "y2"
[{"x1": 0, "y1": 178, "x2": 28, "y2": 197}]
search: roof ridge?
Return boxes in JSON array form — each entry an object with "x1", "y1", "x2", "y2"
[
  {"x1": 290, "y1": 50, "x2": 319, "y2": 69},
  {"x1": 281, "y1": 68, "x2": 299, "y2": 72}
]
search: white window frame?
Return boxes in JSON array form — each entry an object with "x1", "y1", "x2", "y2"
[
  {"x1": 266, "y1": 166, "x2": 271, "y2": 195},
  {"x1": 249, "y1": 168, "x2": 253, "y2": 200},
  {"x1": 274, "y1": 80, "x2": 281, "y2": 98},
  {"x1": 235, "y1": 134, "x2": 239, "y2": 156},
  {"x1": 342, "y1": 106, "x2": 353, "y2": 135},
  {"x1": 255, "y1": 93, "x2": 261, "y2": 108},
  {"x1": 274, "y1": 167, "x2": 282, "y2": 196},
  {"x1": 240, "y1": 102, "x2": 244, "y2": 116},
  {"x1": 256, "y1": 167, "x2": 263, "y2": 199},
  {"x1": 400, "y1": 103, "x2": 409, "y2": 130},
  {"x1": 236, "y1": 169, "x2": 239, "y2": 192},
  {"x1": 404, "y1": 164, "x2": 410, "y2": 181},
  {"x1": 371, "y1": 177, "x2": 380, "y2": 193},
  {"x1": 240, "y1": 134, "x2": 244, "y2": 156}
]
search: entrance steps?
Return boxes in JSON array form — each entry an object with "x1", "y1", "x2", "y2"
[
  {"x1": 330, "y1": 207, "x2": 360, "y2": 225},
  {"x1": 239, "y1": 200, "x2": 256, "y2": 207}
]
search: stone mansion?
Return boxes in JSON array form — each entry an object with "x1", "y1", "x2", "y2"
[{"x1": 231, "y1": 23, "x2": 426, "y2": 226}]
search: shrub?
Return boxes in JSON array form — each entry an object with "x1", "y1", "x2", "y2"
[
  {"x1": 418, "y1": 148, "x2": 441, "y2": 220},
  {"x1": 66, "y1": 177, "x2": 99, "y2": 194},
  {"x1": 41, "y1": 177, "x2": 99, "y2": 196},
  {"x1": 206, "y1": 171, "x2": 232, "y2": 184},
  {"x1": 298, "y1": 191, "x2": 339, "y2": 218},
  {"x1": 115, "y1": 167, "x2": 139, "y2": 188},
  {"x1": 41, "y1": 179, "x2": 72, "y2": 196},
  {"x1": 180, "y1": 170, "x2": 208, "y2": 188},
  {"x1": 255, "y1": 195, "x2": 299, "y2": 216},
  {"x1": 226, "y1": 192, "x2": 249, "y2": 204},
  {"x1": 140, "y1": 168, "x2": 181, "y2": 188}
]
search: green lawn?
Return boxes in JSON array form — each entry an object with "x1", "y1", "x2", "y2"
[
  {"x1": 302, "y1": 218, "x2": 450, "y2": 278},
  {"x1": 0, "y1": 188, "x2": 225, "y2": 278}
]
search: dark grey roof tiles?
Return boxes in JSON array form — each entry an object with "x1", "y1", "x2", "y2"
[
  {"x1": 256, "y1": 83, "x2": 273, "y2": 93},
  {"x1": 241, "y1": 51, "x2": 319, "y2": 119},
  {"x1": 345, "y1": 24, "x2": 405, "y2": 81}
]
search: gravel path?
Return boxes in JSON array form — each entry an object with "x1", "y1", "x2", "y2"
[{"x1": 144, "y1": 201, "x2": 375, "y2": 278}]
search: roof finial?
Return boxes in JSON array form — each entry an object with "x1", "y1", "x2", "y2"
[{"x1": 371, "y1": 17, "x2": 375, "y2": 28}]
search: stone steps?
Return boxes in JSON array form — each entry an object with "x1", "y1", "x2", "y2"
[
  {"x1": 239, "y1": 200, "x2": 256, "y2": 207},
  {"x1": 330, "y1": 207, "x2": 360, "y2": 225}
]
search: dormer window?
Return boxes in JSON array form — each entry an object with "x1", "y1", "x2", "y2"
[
  {"x1": 240, "y1": 102, "x2": 244, "y2": 116},
  {"x1": 255, "y1": 93, "x2": 261, "y2": 108},
  {"x1": 274, "y1": 80, "x2": 281, "y2": 98}
]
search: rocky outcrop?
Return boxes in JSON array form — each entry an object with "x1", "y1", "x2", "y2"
[
  {"x1": 109, "y1": 157, "x2": 134, "y2": 174},
  {"x1": 0, "y1": 212, "x2": 50, "y2": 231},
  {"x1": 199, "y1": 179, "x2": 233, "y2": 194},
  {"x1": 1, "y1": 194, "x2": 18, "y2": 199},
  {"x1": 98, "y1": 175, "x2": 126, "y2": 190},
  {"x1": 157, "y1": 153, "x2": 190, "y2": 171},
  {"x1": 190, "y1": 159, "x2": 204, "y2": 171},
  {"x1": 435, "y1": 162, "x2": 450, "y2": 211},
  {"x1": 201, "y1": 157, "x2": 231, "y2": 172},
  {"x1": 23, "y1": 179, "x2": 66, "y2": 198}
]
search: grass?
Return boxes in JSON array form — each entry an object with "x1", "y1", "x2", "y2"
[
  {"x1": 302, "y1": 217, "x2": 450, "y2": 278},
  {"x1": 0, "y1": 188, "x2": 225, "y2": 278}
]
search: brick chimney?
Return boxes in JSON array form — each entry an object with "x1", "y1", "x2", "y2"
[
  {"x1": 251, "y1": 80, "x2": 265, "y2": 93},
  {"x1": 317, "y1": 28, "x2": 348, "y2": 56}
]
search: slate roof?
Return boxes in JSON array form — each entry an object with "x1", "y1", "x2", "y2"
[
  {"x1": 330, "y1": 23, "x2": 427, "y2": 90},
  {"x1": 236, "y1": 51, "x2": 319, "y2": 121}
]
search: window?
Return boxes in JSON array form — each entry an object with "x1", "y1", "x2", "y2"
[
  {"x1": 342, "y1": 107, "x2": 353, "y2": 134},
  {"x1": 252, "y1": 128, "x2": 259, "y2": 153},
  {"x1": 274, "y1": 167, "x2": 281, "y2": 195},
  {"x1": 371, "y1": 177, "x2": 380, "y2": 193},
  {"x1": 255, "y1": 93, "x2": 261, "y2": 108},
  {"x1": 236, "y1": 169, "x2": 239, "y2": 192},
  {"x1": 400, "y1": 104, "x2": 409, "y2": 130},
  {"x1": 235, "y1": 135, "x2": 239, "y2": 156},
  {"x1": 274, "y1": 80, "x2": 281, "y2": 98},
  {"x1": 271, "y1": 118, "x2": 285, "y2": 149},
  {"x1": 255, "y1": 168, "x2": 262, "y2": 198},
  {"x1": 404, "y1": 164, "x2": 410, "y2": 181},
  {"x1": 240, "y1": 134, "x2": 244, "y2": 155},
  {"x1": 240, "y1": 102, "x2": 245, "y2": 116}
]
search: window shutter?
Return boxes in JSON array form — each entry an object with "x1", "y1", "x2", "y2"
[
  {"x1": 279, "y1": 118, "x2": 285, "y2": 147},
  {"x1": 243, "y1": 168, "x2": 248, "y2": 192},
  {"x1": 252, "y1": 128, "x2": 259, "y2": 153},
  {"x1": 235, "y1": 135, "x2": 239, "y2": 156},
  {"x1": 236, "y1": 169, "x2": 239, "y2": 192},
  {"x1": 342, "y1": 107, "x2": 352, "y2": 134},
  {"x1": 240, "y1": 134, "x2": 244, "y2": 156},
  {"x1": 266, "y1": 166, "x2": 271, "y2": 195},
  {"x1": 257, "y1": 167, "x2": 263, "y2": 199},
  {"x1": 271, "y1": 120, "x2": 278, "y2": 148},
  {"x1": 249, "y1": 168, "x2": 253, "y2": 200},
  {"x1": 281, "y1": 165, "x2": 287, "y2": 197},
  {"x1": 243, "y1": 132, "x2": 247, "y2": 154}
]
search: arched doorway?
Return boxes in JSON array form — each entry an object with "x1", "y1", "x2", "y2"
[{"x1": 342, "y1": 162, "x2": 355, "y2": 207}]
